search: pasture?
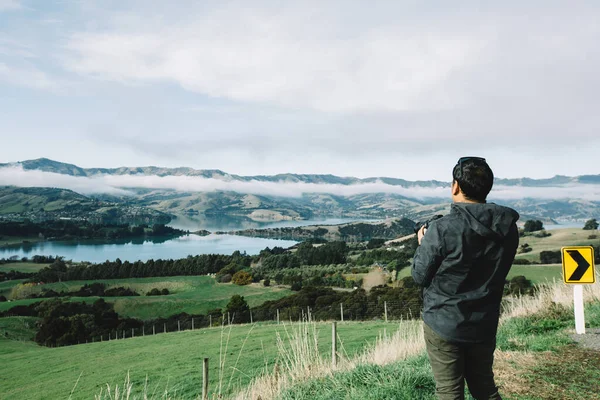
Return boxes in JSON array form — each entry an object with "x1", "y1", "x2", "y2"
[
  {"x1": 514, "y1": 228, "x2": 599, "y2": 262},
  {"x1": 0, "y1": 276, "x2": 292, "y2": 319},
  {"x1": 0, "y1": 262, "x2": 50, "y2": 273},
  {"x1": 0, "y1": 319, "x2": 402, "y2": 400}
]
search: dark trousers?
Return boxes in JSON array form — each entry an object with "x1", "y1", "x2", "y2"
[{"x1": 423, "y1": 323, "x2": 502, "y2": 400}]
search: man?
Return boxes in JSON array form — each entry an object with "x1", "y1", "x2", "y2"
[{"x1": 412, "y1": 157, "x2": 519, "y2": 400}]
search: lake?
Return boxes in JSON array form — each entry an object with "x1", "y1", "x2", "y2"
[{"x1": 0, "y1": 216, "x2": 366, "y2": 263}]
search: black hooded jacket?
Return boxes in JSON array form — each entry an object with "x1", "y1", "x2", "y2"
[{"x1": 411, "y1": 202, "x2": 519, "y2": 343}]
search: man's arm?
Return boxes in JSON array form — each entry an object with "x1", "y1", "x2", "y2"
[{"x1": 411, "y1": 223, "x2": 445, "y2": 287}]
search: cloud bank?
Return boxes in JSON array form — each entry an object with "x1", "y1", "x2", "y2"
[{"x1": 1, "y1": 165, "x2": 599, "y2": 201}]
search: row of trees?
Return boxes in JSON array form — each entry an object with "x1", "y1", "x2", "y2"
[
  {"x1": 0, "y1": 220, "x2": 185, "y2": 241},
  {"x1": 523, "y1": 218, "x2": 599, "y2": 233},
  {"x1": 1, "y1": 281, "x2": 424, "y2": 347},
  {"x1": 31, "y1": 252, "x2": 252, "y2": 283}
]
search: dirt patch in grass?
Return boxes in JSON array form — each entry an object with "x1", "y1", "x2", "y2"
[{"x1": 495, "y1": 346, "x2": 600, "y2": 400}]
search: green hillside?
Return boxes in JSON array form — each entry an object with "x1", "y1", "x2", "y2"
[
  {"x1": 0, "y1": 276, "x2": 292, "y2": 319},
  {"x1": 0, "y1": 320, "x2": 400, "y2": 400},
  {"x1": 0, "y1": 186, "x2": 91, "y2": 214},
  {"x1": 514, "y1": 228, "x2": 599, "y2": 262}
]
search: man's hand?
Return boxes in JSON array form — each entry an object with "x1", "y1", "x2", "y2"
[{"x1": 418, "y1": 225, "x2": 427, "y2": 245}]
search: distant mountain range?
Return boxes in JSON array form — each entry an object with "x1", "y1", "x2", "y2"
[
  {"x1": 0, "y1": 158, "x2": 598, "y2": 222},
  {"x1": 3, "y1": 157, "x2": 600, "y2": 186}
]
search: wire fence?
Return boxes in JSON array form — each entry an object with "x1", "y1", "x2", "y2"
[
  {"x1": 1, "y1": 299, "x2": 423, "y2": 347},
  {"x1": 84, "y1": 299, "x2": 422, "y2": 346}
]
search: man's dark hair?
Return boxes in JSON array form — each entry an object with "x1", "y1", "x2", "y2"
[{"x1": 452, "y1": 159, "x2": 494, "y2": 202}]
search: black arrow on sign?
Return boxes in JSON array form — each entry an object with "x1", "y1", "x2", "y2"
[{"x1": 567, "y1": 250, "x2": 591, "y2": 281}]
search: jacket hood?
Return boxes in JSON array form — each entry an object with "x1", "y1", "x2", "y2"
[{"x1": 452, "y1": 202, "x2": 520, "y2": 241}]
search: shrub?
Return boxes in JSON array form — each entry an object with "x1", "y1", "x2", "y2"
[
  {"x1": 217, "y1": 273, "x2": 232, "y2": 283},
  {"x1": 263, "y1": 278, "x2": 271, "y2": 287},
  {"x1": 524, "y1": 220, "x2": 544, "y2": 232},
  {"x1": 588, "y1": 234, "x2": 598, "y2": 240},
  {"x1": 146, "y1": 288, "x2": 161, "y2": 296},
  {"x1": 504, "y1": 275, "x2": 534, "y2": 296},
  {"x1": 291, "y1": 281, "x2": 303, "y2": 291},
  {"x1": 518, "y1": 243, "x2": 532, "y2": 254},
  {"x1": 533, "y1": 230, "x2": 551, "y2": 238},
  {"x1": 104, "y1": 287, "x2": 139, "y2": 296},
  {"x1": 225, "y1": 295, "x2": 250, "y2": 323},
  {"x1": 583, "y1": 219, "x2": 599, "y2": 230},
  {"x1": 232, "y1": 271, "x2": 253, "y2": 286},
  {"x1": 513, "y1": 258, "x2": 531, "y2": 265},
  {"x1": 161, "y1": 288, "x2": 169, "y2": 295},
  {"x1": 540, "y1": 250, "x2": 561, "y2": 264},
  {"x1": 367, "y1": 238, "x2": 386, "y2": 249},
  {"x1": 0, "y1": 295, "x2": 6, "y2": 302}
]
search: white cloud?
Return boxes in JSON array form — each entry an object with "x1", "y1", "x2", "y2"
[
  {"x1": 64, "y1": 4, "x2": 480, "y2": 113},
  {"x1": 1, "y1": 165, "x2": 599, "y2": 201},
  {"x1": 0, "y1": 62, "x2": 59, "y2": 90},
  {"x1": 0, "y1": 0, "x2": 22, "y2": 11}
]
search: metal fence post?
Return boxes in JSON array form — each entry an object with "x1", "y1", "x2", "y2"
[
  {"x1": 192, "y1": 318, "x2": 195, "y2": 330},
  {"x1": 178, "y1": 320, "x2": 181, "y2": 332},
  {"x1": 332, "y1": 322, "x2": 337, "y2": 367},
  {"x1": 164, "y1": 323, "x2": 166, "y2": 334},
  {"x1": 384, "y1": 301, "x2": 388, "y2": 323},
  {"x1": 340, "y1": 303, "x2": 344, "y2": 322},
  {"x1": 277, "y1": 309, "x2": 280, "y2": 325},
  {"x1": 202, "y1": 358, "x2": 209, "y2": 400}
]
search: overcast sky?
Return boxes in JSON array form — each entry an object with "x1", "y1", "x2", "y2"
[{"x1": 0, "y1": 1, "x2": 598, "y2": 181}]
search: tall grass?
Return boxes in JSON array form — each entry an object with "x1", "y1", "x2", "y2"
[
  {"x1": 96, "y1": 271, "x2": 600, "y2": 399},
  {"x1": 233, "y1": 319, "x2": 425, "y2": 400},
  {"x1": 236, "y1": 272, "x2": 600, "y2": 400}
]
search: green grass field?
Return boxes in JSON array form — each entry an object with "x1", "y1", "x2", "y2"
[
  {"x1": 0, "y1": 262, "x2": 50, "y2": 273},
  {"x1": 0, "y1": 276, "x2": 292, "y2": 319},
  {"x1": 397, "y1": 264, "x2": 563, "y2": 284},
  {"x1": 0, "y1": 320, "x2": 402, "y2": 400}
]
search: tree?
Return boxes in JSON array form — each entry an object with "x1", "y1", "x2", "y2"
[
  {"x1": 225, "y1": 295, "x2": 250, "y2": 323},
  {"x1": 263, "y1": 278, "x2": 271, "y2": 287},
  {"x1": 232, "y1": 271, "x2": 253, "y2": 286},
  {"x1": 540, "y1": 250, "x2": 561, "y2": 264},
  {"x1": 583, "y1": 219, "x2": 599, "y2": 230},
  {"x1": 524, "y1": 220, "x2": 544, "y2": 233}
]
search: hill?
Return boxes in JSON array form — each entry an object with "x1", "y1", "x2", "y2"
[
  {"x1": 0, "y1": 186, "x2": 171, "y2": 224},
  {"x1": 2, "y1": 158, "x2": 599, "y2": 221},
  {"x1": 0, "y1": 276, "x2": 292, "y2": 319},
  {"x1": 228, "y1": 217, "x2": 416, "y2": 240}
]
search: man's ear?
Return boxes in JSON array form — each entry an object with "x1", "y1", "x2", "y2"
[{"x1": 452, "y1": 180, "x2": 461, "y2": 196}]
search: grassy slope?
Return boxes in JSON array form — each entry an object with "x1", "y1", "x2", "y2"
[
  {"x1": 280, "y1": 301, "x2": 600, "y2": 400},
  {"x1": 0, "y1": 276, "x2": 292, "y2": 319},
  {"x1": 395, "y1": 227, "x2": 598, "y2": 283},
  {"x1": 0, "y1": 320, "x2": 401, "y2": 400},
  {"x1": 514, "y1": 228, "x2": 599, "y2": 262},
  {"x1": 0, "y1": 262, "x2": 50, "y2": 273}
]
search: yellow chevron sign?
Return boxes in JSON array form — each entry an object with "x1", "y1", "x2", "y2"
[{"x1": 562, "y1": 246, "x2": 595, "y2": 284}]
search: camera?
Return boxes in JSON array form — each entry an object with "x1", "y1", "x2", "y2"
[{"x1": 413, "y1": 215, "x2": 444, "y2": 234}]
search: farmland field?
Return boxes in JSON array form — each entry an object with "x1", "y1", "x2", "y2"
[
  {"x1": 397, "y1": 263, "x2": 563, "y2": 284},
  {"x1": 0, "y1": 319, "x2": 403, "y2": 400},
  {"x1": 0, "y1": 276, "x2": 292, "y2": 319},
  {"x1": 0, "y1": 262, "x2": 50, "y2": 273},
  {"x1": 514, "y1": 228, "x2": 599, "y2": 262}
]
